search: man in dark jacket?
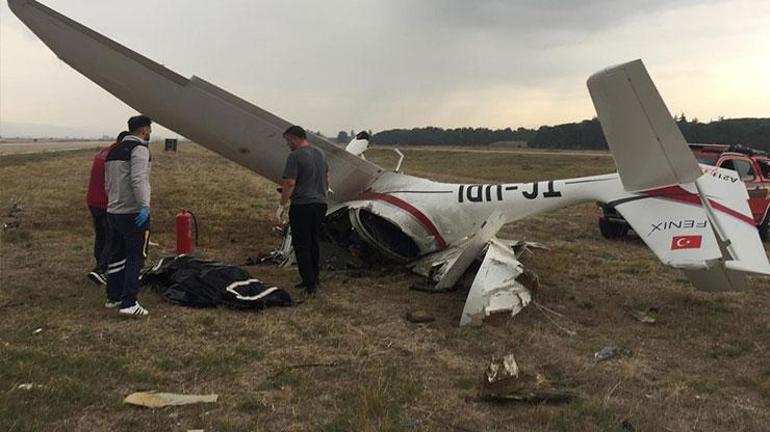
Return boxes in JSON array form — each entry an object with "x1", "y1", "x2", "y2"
[
  {"x1": 104, "y1": 115, "x2": 152, "y2": 317},
  {"x1": 86, "y1": 130, "x2": 128, "y2": 286},
  {"x1": 279, "y1": 125, "x2": 328, "y2": 296}
]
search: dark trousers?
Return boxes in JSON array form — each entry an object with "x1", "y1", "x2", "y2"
[
  {"x1": 105, "y1": 213, "x2": 149, "y2": 308},
  {"x1": 289, "y1": 203, "x2": 327, "y2": 289},
  {"x1": 89, "y1": 206, "x2": 110, "y2": 272}
]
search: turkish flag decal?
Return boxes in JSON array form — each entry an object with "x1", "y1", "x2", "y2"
[{"x1": 671, "y1": 235, "x2": 703, "y2": 250}]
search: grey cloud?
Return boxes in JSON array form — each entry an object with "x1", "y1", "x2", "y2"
[{"x1": 0, "y1": 0, "x2": 764, "y2": 136}]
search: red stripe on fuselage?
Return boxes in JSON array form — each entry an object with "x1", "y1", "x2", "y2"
[
  {"x1": 359, "y1": 192, "x2": 448, "y2": 249},
  {"x1": 640, "y1": 186, "x2": 755, "y2": 225}
]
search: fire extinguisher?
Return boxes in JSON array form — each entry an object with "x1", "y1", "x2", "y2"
[{"x1": 176, "y1": 209, "x2": 198, "y2": 255}]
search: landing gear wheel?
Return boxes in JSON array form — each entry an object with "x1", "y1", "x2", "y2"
[{"x1": 599, "y1": 218, "x2": 628, "y2": 240}]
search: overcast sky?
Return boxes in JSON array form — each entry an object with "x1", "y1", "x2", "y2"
[{"x1": 1, "y1": 0, "x2": 769, "y2": 138}]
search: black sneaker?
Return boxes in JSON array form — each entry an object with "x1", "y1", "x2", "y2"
[{"x1": 87, "y1": 269, "x2": 107, "y2": 286}]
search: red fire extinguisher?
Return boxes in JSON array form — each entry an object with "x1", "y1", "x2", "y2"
[{"x1": 176, "y1": 209, "x2": 197, "y2": 255}]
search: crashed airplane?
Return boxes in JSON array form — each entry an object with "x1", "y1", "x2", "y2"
[{"x1": 10, "y1": 0, "x2": 770, "y2": 326}]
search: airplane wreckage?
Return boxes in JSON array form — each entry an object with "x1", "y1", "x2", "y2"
[{"x1": 10, "y1": 0, "x2": 770, "y2": 326}]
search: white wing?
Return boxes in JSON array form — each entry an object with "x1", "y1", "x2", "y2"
[{"x1": 8, "y1": 0, "x2": 384, "y2": 201}]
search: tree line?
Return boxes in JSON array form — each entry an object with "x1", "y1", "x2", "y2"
[{"x1": 363, "y1": 117, "x2": 770, "y2": 152}]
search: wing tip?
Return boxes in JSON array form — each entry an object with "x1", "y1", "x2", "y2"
[
  {"x1": 7, "y1": 0, "x2": 25, "y2": 14},
  {"x1": 8, "y1": 0, "x2": 39, "y2": 15},
  {"x1": 587, "y1": 58, "x2": 644, "y2": 88}
]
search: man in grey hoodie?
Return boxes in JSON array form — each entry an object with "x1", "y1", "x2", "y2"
[{"x1": 104, "y1": 115, "x2": 152, "y2": 317}]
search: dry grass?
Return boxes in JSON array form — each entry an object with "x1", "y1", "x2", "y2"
[{"x1": 1, "y1": 144, "x2": 769, "y2": 431}]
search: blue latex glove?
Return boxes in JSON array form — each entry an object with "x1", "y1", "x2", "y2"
[{"x1": 135, "y1": 207, "x2": 150, "y2": 227}]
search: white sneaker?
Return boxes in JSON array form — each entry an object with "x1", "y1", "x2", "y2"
[
  {"x1": 104, "y1": 300, "x2": 121, "y2": 309},
  {"x1": 118, "y1": 302, "x2": 149, "y2": 317}
]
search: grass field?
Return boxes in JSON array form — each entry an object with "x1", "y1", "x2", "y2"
[{"x1": 1, "y1": 143, "x2": 769, "y2": 431}]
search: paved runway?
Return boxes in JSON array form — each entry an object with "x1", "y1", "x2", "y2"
[{"x1": 0, "y1": 140, "x2": 110, "y2": 155}]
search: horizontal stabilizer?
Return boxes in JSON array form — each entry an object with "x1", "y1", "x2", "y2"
[
  {"x1": 683, "y1": 267, "x2": 749, "y2": 292},
  {"x1": 613, "y1": 166, "x2": 770, "y2": 290},
  {"x1": 587, "y1": 60, "x2": 702, "y2": 191},
  {"x1": 694, "y1": 171, "x2": 770, "y2": 276},
  {"x1": 614, "y1": 188, "x2": 723, "y2": 269}
]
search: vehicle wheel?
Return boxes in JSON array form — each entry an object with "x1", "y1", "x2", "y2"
[
  {"x1": 760, "y1": 214, "x2": 769, "y2": 242},
  {"x1": 599, "y1": 218, "x2": 628, "y2": 240}
]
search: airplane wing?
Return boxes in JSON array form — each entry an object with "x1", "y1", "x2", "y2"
[{"x1": 8, "y1": 0, "x2": 384, "y2": 202}]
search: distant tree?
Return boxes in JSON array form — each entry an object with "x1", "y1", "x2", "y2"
[
  {"x1": 369, "y1": 118, "x2": 770, "y2": 152},
  {"x1": 337, "y1": 130, "x2": 350, "y2": 143}
]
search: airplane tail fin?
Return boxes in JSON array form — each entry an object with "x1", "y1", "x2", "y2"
[{"x1": 588, "y1": 60, "x2": 770, "y2": 291}]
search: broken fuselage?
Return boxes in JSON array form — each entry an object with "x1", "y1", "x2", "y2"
[{"x1": 341, "y1": 170, "x2": 626, "y2": 262}]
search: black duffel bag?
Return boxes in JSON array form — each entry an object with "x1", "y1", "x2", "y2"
[{"x1": 143, "y1": 255, "x2": 292, "y2": 309}]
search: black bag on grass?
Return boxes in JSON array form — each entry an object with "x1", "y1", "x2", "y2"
[{"x1": 143, "y1": 255, "x2": 292, "y2": 309}]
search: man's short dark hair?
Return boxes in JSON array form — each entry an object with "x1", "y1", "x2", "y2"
[
  {"x1": 116, "y1": 130, "x2": 130, "y2": 143},
  {"x1": 128, "y1": 115, "x2": 152, "y2": 132},
  {"x1": 283, "y1": 125, "x2": 306, "y2": 140}
]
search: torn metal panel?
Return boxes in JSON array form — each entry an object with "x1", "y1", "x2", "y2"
[
  {"x1": 410, "y1": 211, "x2": 506, "y2": 290},
  {"x1": 479, "y1": 354, "x2": 574, "y2": 404},
  {"x1": 409, "y1": 245, "x2": 463, "y2": 289},
  {"x1": 124, "y1": 392, "x2": 218, "y2": 408},
  {"x1": 460, "y1": 238, "x2": 535, "y2": 327},
  {"x1": 485, "y1": 354, "x2": 519, "y2": 383},
  {"x1": 500, "y1": 239, "x2": 549, "y2": 259}
]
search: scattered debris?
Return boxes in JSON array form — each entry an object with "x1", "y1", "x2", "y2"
[
  {"x1": 2, "y1": 220, "x2": 20, "y2": 230},
  {"x1": 124, "y1": 392, "x2": 218, "y2": 408},
  {"x1": 621, "y1": 419, "x2": 636, "y2": 431},
  {"x1": 534, "y1": 301, "x2": 577, "y2": 336},
  {"x1": 32, "y1": 328, "x2": 43, "y2": 335},
  {"x1": 16, "y1": 383, "x2": 41, "y2": 391},
  {"x1": 404, "y1": 419, "x2": 421, "y2": 429},
  {"x1": 2, "y1": 201, "x2": 24, "y2": 231},
  {"x1": 479, "y1": 354, "x2": 574, "y2": 404},
  {"x1": 593, "y1": 345, "x2": 629, "y2": 362},
  {"x1": 406, "y1": 310, "x2": 435, "y2": 323},
  {"x1": 629, "y1": 308, "x2": 657, "y2": 324},
  {"x1": 486, "y1": 354, "x2": 519, "y2": 382},
  {"x1": 243, "y1": 253, "x2": 277, "y2": 266}
]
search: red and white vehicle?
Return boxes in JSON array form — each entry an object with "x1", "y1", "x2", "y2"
[{"x1": 600, "y1": 144, "x2": 770, "y2": 241}]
